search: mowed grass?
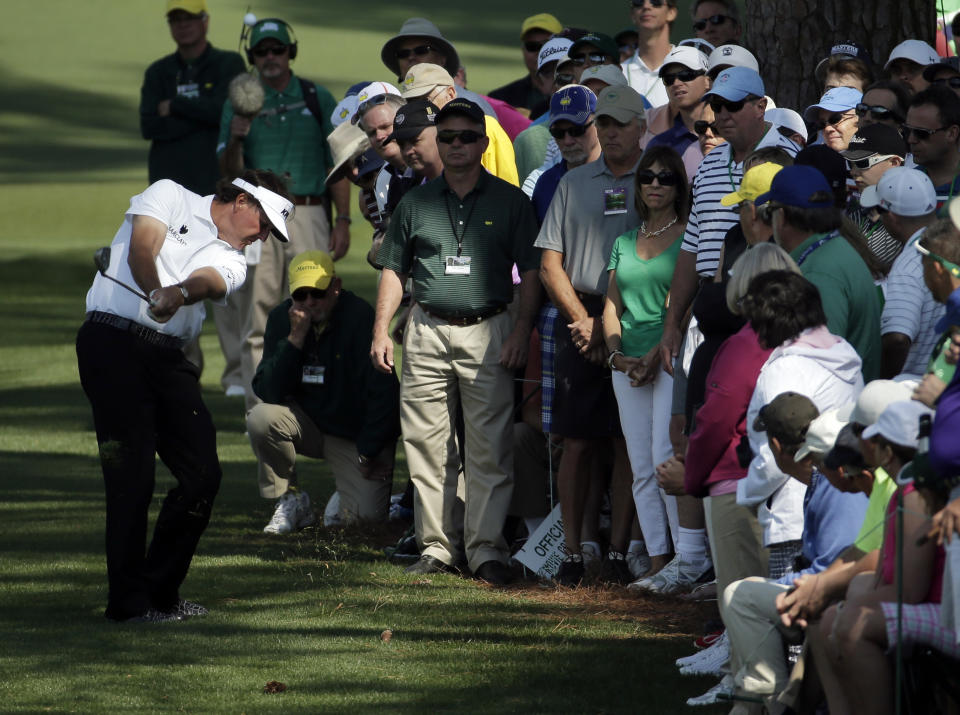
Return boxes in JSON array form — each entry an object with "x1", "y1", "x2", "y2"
[{"x1": 0, "y1": 1, "x2": 727, "y2": 712}]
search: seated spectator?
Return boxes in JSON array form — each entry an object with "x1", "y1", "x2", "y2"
[
  {"x1": 856, "y1": 79, "x2": 910, "y2": 131},
  {"x1": 691, "y1": 0, "x2": 741, "y2": 47},
  {"x1": 884, "y1": 39, "x2": 941, "y2": 95},
  {"x1": 804, "y1": 87, "x2": 862, "y2": 152},
  {"x1": 487, "y1": 14, "x2": 563, "y2": 114},
  {"x1": 904, "y1": 86, "x2": 960, "y2": 209}
]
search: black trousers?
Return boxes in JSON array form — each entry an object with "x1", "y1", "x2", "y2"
[{"x1": 76, "y1": 321, "x2": 222, "y2": 619}]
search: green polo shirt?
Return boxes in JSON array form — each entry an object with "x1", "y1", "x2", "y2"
[
  {"x1": 379, "y1": 171, "x2": 540, "y2": 315},
  {"x1": 216, "y1": 72, "x2": 335, "y2": 196},
  {"x1": 790, "y1": 232, "x2": 882, "y2": 381}
]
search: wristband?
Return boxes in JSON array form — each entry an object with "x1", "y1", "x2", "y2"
[{"x1": 607, "y1": 349, "x2": 624, "y2": 371}]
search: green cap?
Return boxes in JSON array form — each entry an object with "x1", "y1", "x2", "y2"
[
  {"x1": 753, "y1": 392, "x2": 819, "y2": 447},
  {"x1": 250, "y1": 19, "x2": 291, "y2": 47}
]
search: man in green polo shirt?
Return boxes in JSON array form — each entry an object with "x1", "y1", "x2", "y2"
[
  {"x1": 371, "y1": 98, "x2": 540, "y2": 586},
  {"x1": 756, "y1": 165, "x2": 882, "y2": 381},
  {"x1": 217, "y1": 17, "x2": 353, "y2": 412}
]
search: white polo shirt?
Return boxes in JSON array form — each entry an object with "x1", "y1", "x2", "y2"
[
  {"x1": 623, "y1": 47, "x2": 672, "y2": 107},
  {"x1": 86, "y1": 179, "x2": 247, "y2": 342}
]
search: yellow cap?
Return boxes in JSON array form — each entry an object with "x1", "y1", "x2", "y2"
[
  {"x1": 521, "y1": 13, "x2": 563, "y2": 38},
  {"x1": 289, "y1": 251, "x2": 335, "y2": 293},
  {"x1": 166, "y1": 0, "x2": 207, "y2": 15},
  {"x1": 720, "y1": 162, "x2": 785, "y2": 206}
]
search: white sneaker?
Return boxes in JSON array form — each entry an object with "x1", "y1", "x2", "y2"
[
  {"x1": 263, "y1": 492, "x2": 300, "y2": 534},
  {"x1": 626, "y1": 550, "x2": 652, "y2": 579},
  {"x1": 679, "y1": 633, "x2": 730, "y2": 676},
  {"x1": 628, "y1": 554, "x2": 711, "y2": 595},
  {"x1": 676, "y1": 632, "x2": 729, "y2": 669},
  {"x1": 686, "y1": 674, "x2": 735, "y2": 706}
]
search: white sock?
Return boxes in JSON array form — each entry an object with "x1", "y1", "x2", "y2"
[
  {"x1": 628, "y1": 539, "x2": 647, "y2": 556},
  {"x1": 678, "y1": 527, "x2": 708, "y2": 564},
  {"x1": 524, "y1": 517, "x2": 544, "y2": 536}
]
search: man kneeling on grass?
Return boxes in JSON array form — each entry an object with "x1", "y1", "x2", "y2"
[{"x1": 247, "y1": 251, "x2": 401, "y2": 533}]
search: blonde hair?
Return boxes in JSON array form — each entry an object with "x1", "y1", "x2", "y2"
[{"x1": 726, "y1": 243, "x2": 801, "y2": 314}]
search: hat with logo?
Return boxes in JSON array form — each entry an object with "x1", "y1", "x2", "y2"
[
  {"x1": 436, "y1": 97, "x2": 486, "y2": 128},
  {"x1": 659, "y1": 46, "x2": 709, "y2": 74},
  {"x1": 521, "y1": 13, "x2": 563, "y2": 37},
  {"x1": 400, "y1": 63, "x2": 454, "y2": 98},
  {"x1": 385, "y1": 99, "x2": 440, "y2": 144},
  {"x1": 707, "y1": 44, "x2": 759, "y2": 78},
  {"x1": 538, "y1": 37, "x2": 574, "y2": 71},
  {"x1": 231, "y1": 177, "x2": 294, "y2": 241},
  {"x1": 330, "y1": 95, "x2": 360, "y2": 128},
  {"x1": 923, "y1": 56, "x2": 960, "y2": 81},
  {"x1": 803, "y1": 87, "x2": 862, "y2": 122},
  {"x1": 754, "y1": 165, "x2": 834, "y2": 209},
  {"x1": 862, "y1": 400, "x2": 935, "y2": 449},
  {"x1": 766, "y1": 108, "x2": 808, "y2": 142},
  {"x1": 579, "y1": 64, "x2": 628, "y2": 88},
  {"x1": 814, "y1": 42, "x2": 874, "y2": 82},
  {"x1": 354, "y1": 148, "x2": 385, "y2": 180},
  {"x1": 568, "y1": 33, "x2": 619, "y2": 62},
  {"x1": 250, "y1": 18, "x2": 291, "y2": 47},
  {"x1": 753, "y1": 392, "x2": 820, "y2": 446},
  {"x1": 325, "y1": 122, "x2": 371, "y2": 181},
  {"x1": 841, "y1": 123, "x2": 908, "y2": 161},
  {"x1": 885, "y1": 39, "x2": 940, "y2": 69},
  {"x1": 289, "y1": 251, "x2": 335, "y2": 293},
  {"x1": 703, "y1": 66, "x2": 765, "y2": 102},
  {"x1": 381, "y1": 18, "x2": 460, "y2": 78},
  {"x1": 549, "y1": 85, "x2": 597, "y2": 126},
  {"x1": 595, "y1": 85, "x2": 646, "y2": 123},
  {"x1": 721, "y1": 162, "x2": 784, "y2": 206},
  {"x1": 837, "y1": 379, "x2": 916, "y2": 427},
  {"x1": 795, "y1": 408, "x2": 847, "y2": 461},
  {"x1": 859, "y1": 167, "x2": 937, "y2": 217},
  {"x1": 166, "y1": 0, "x2": 206, "y2": 15}
]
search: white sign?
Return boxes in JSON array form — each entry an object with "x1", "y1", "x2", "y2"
[{"x1": 514, "y1": 503, "x2": 570, "y2": 579}]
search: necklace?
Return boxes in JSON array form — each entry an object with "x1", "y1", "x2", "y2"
[{"x1": 638, "y1": 215, "x2": 678, "y2": 238}]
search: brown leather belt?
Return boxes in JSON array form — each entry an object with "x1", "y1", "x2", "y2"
[
  {"x1": 86, "y1": 311, "x2": 185, "y2": 350},
  {"x1": 421, "y1": 304, "x2": 506, "y2": 326},
  {"x1": 292, "y1": 194, "x2": 325, "y2": 206}
]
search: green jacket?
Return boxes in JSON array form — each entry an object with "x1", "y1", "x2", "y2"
[
  {"x1": 140, "y1": 44, "x2": 246, "y2": 195},
  {"x1": 253, "y1": 291, "x2": 400, "y2": 458}
]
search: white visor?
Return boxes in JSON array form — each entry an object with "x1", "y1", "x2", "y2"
[{"x1": 231, "y1": 178, "x2": 294, "y2": 242}]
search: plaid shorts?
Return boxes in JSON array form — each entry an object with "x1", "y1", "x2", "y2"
[
  {"x1": 880, "y1": 601, "x2": 960, "y2": 659},
  {"x1": 767, "y1": 540, "x2": 802, "y2": 581},
  {"x1": 538, "y1": 303, "x2": 559, "y2": 433}
]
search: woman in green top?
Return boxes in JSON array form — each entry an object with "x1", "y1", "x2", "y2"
[{"x1": 603, "y1": 145, "x2": 688, "y2": 578}]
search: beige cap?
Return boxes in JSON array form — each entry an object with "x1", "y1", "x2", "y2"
[
  {"x1": 401, "y1": 63, "x2": 454, "y2": 98},
  {"x1": 579, "y1": 64, "x2": 628, "y2": 88},
  {"x1": 326, "y1": 122, "x2": 371, "y2": 182},
  {"x1": 594, "y1": 86, "x2": 645, "y2": 123}
]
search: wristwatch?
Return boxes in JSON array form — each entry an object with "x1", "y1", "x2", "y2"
[
  {"x1": 177, "y1": 283, "x2": 189, "y2": 302},
  {"x1": 607, "y1": 349, "x2": 624, "y2": 371}
]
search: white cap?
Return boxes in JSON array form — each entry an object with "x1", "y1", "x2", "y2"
[
  {"x1": 678, "y1": 37, "x2": 715, "y2": 57},
  {"x1": 330, "y1": 95, "x2": 359, "y2": 127},
  {"x1": 231, "y1": 178, "x2": 294, "y2": 241},
  {"x1": 837, "y1": 379, "x2": 916, "y2": 426},
  {"x1": 859, "y1": 167, "x2": 937, "y2": 217},
  {"x1": 794, "y1": 408, "x2": 847, "y2": 461},
  {"x1": 538, "y1": 37, "x2": 573, "y2": 71},
  {"x1": 766, "y1": 108, "x2": 808, "y2": 141},
  {"x1": 707, "y1": 44, "x2": 759, "y2": 77},
  {"x1": 861, "y1": 400, "x2": 935, "y2": 448},
  {"x1": 356, "y1": 81, "x2": 402, "y2": 104},
  {"x1": 885, "y1": 39, "x2": 941, "y2": 69},
  {"x1": 579, "y1": 64, "x2": 628, "y2": 87},
  {"x1": 659, "y1": 45, "x2": 709, "y2": 73}
]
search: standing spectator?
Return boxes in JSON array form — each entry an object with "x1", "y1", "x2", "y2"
[
  {"x1": 815, "y1": 42, "x2": 875, "y2": 92},
  {"x1": 884, "y1": 39, "x2": 941, "y2": 95},
  {"x1": 856, "y1": 79, "x2": 910, "y2": 131},
  {"x1": 925, "y1": 57, "x2": 960, "y2": 99},
  {"x1": 615, "y1": 27, "x2": 640, "y2": 64},
  {"x1": 858, "y1": 167, "x2": 944, "y2": 377},
  {"x1": 691, "y1": 0, "x2": 741, "y2": 47},
  {"x1": 566, "y1": 33, "x2": 621, "y2": 81},
  {"x1": 904, "y1": 86, "x2": 960, "y2": 209},
  {"x1": 706, "y1": 44, "x2": 759, "y2": 80},
  {"x1": 623, "y1": 0, "x2": 677, "y2": 106},
  {"x1": 371, "y1": 99, "x2": 540, "y2": 586},
  {"x1": 488, "y1": 14, "x2": 563, "y2": 115},
  {"x1": 384, "y1": 100, "x2": 444, "y2": 183},
  {"x1": 804, "y1": 87, "x2": 862, "y2": 152}
]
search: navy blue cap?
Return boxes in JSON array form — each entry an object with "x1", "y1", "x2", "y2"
[{"x1": 754, "y1": 165, "x2": 835, "y2": 208}]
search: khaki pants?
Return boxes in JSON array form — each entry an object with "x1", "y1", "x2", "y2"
[
  {"x1": 246, "y1": 400, "x2": 391, "y2": 522},
  {"x1": 241, "y1": 204, "x2": 330, "y2": 411},
  {"x1": 210, "y1": 275, "x2": 252, "y2": 392},
  {"x1": 401, "y1": 306, "x2": 514, "y2": 572}
]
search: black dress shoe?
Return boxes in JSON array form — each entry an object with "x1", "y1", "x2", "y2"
[
  {"x1": 404, "y1": 555, "x2": 451, "y2": 575},
  {"x1": 473, "y1": 560, "x2": 512, "y2": 586}
]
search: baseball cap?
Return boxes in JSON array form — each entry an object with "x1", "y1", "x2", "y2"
[
  {"x1": 840, "y1": 123, "x2": 908, "y2": 161},
  {"x1": 815, "y1": 42, "x2": 874, "y2": 81},
  {"x1": 350, "y1": 82, "x2": 404, "y2": 125},
  {"x1": 436, "y1": 98, "x2": 486, "y2": 127},
  {"x1": 326, "y1": 122, "x2": 371, "y2": 181},
  {"x1": 803, "y1": 87, "x2": 862, "y2": 122},
  {"x1": 765, "y1": 108, "x2": 808, "y2": 142},
  {"x1": 595, "y1": 86, "x2": 646, "y2": 123},
  {"x1": 231, "y1": 177, "x2": 294, "y2": 242},
  {"x1": 707, "y1": 45, "x2": 759, "y2": 79},
  {"x1": 569, "y1": 33, "x2": 619, "y2": 61},
  {"x1": 659, "y1": 46, "x2": 709, "y2": 74},
  {"x1": 859, "y1": 167, "x2": 937, "y2": 217},
  {"x1": 354, "y1": 148, "x2": 385, "y2": 180},
  {"x1": 794, "y1": 145, "x2": 847, "y2": 200},
  {"x1": 754, "y1": 165, "x2": 834, "y2": 209},
  {"x1": 753, "y1": 392, "x2": 820, "y2": 446},
  {"x1": 249, "y1": 19, "x2": 291, "y2": 47},
  {"x1": 549, "y1": 85, "x2": 597, "y2": 126},
  {"x1": 885, "y1": 39, "x2": 940, "y2": 69},
  {"x1": 381, "y1": 18, "x2": 459, "y2": 78},
  {"x1": 923, "y1": 56, "x2": 960, "y2": 81},
  {"x1": 861, "y1": 400, "x2": 935, "y2": 449},
  {"x1": 289, "y1": 251, "x2": 335, "y2": 293},
  {"x1": 166, "y1": 0, "x2": 206, "y2": 15},
  {"x1": 720, "y1": 162, "x2": 784, "y2": 206},
  {"x1": 678, "y1": 37, "x2": 716, "y2": 57},
  {"x1": 824, "y1": 422, "x2": 867, "y2": 471},
  {"x1": 330, "y1": 95, "x2": 360, "y2": 127},
  {"x1": 795, "y1": 408, "x2": 847, "y2": 461},
  {"x1": 703, "y1": 66, "x2": 765, "y2": 102},
  {"x1": 400, "y1": 63, "x2": 454, "y2": 98},
  {"x1": 385, "y1": 99, "x2": 439, "y2": 143},
  {"x1": 579, "y1": 64, "x2": 629, "y2": 88},
  {"x1": 837, "y1": 379, "x2": 916, "y2": 426},
  {"x1": 521, "y1": 13, "x2": 563, "y2": 37},
  {"x1": 538, "y1": 37, "x2": 574, "y2": 71}
]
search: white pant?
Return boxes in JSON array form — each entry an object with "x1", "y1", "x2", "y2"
[{"x1": 612, "y1": 368, "x2": 677, "y2": 556}]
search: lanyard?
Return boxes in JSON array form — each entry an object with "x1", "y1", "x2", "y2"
[
  {"x1": 444, "y1": 191, "x2": 478, "y2": 257},
  {"x1": 796, "y1": 232, "x2": 836, "y2": 266}
]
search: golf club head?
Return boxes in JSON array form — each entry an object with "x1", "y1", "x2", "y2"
[{"x1": 94, "y1": 247, "x2": 111, "y2": 276}]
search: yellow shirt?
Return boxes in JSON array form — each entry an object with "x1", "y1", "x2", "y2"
[{"x1": 482, "y1": 115, "x2": 519, "y2": 186}]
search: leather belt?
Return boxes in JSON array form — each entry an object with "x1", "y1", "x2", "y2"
[
  {"x1": 86, "y1": 311, "x2": 185, "y2": 350},
  {"x1": 421, "y1": 304, "x2": 506, "y2": 327},
  {"x1": 292, "y1": 194, "x2": 325, "y2": 206}
]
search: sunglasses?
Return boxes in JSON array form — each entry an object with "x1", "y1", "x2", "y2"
[
  {"x1": 846, "y1": 154, "x2": 897, "y2": 171},
  {"x1": 813, "y1": 112, "x2": 856, "y2": 131},
  {"x1": 636, "y1": 169, "x2": 680, "y2": 186},
  {"x1": 901, "y1": 124, "x2": 950, "y2": 141},
  {"x1": 549, "y1": 121, "x2": 594, "y2": 140},
  {"x1": 855, "y1": 103, "x2": 903, "y2": 123},
  {"x1": 355, "y1": 93, "x2": 390, "y2": 119},
  {"x1": 437, "y1": 129, "x2": 484, "y2": 144},
  {"x1": 524, "y1": 40, "x2": 545, "y2": 54},
  {"x1": 916, "y1": 241, "x2": 960, "y2": 278},
  {"x1": 693, "y1": 14, "x2": 733, "y2": 31},
  {"x1": 631, "y1": 0, "x2": 666, "y2": 6},
  {"x1": 568, "y1": 52, "x2": 609, "y2": 66},
  {"x1": 662, "y1": 68, "x2": 705, "y2": 86},
  {"x1": 395, "y1": 44, "x2": 435, "y2": 61},
  {"x1": 291, "y1": 287, "x2": 328, "y2": 302},
  {"x1": 555, "y1": 72, "x2": 575, "y2": 85},
  {"x1": 252, "y1": 45, "x2": 288, "y2": 58},
  {"x1": 709, "y1": 97, "x2": 752, "y2": 114},
  {"x1": 933, "y1": 76, "x2": 960, "y2": 89},
  {"x1": 694, "y1": 120, "x2": 719, "y2": 135}
]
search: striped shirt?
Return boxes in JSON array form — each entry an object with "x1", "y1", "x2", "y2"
[
  {"x1": 683, "y1": 126, "x2": 800, "y2": 277},
  {"x1": 881, "y1": 228, "x2": 946, "y2": 376}
]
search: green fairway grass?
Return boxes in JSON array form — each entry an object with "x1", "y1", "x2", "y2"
[{"x1": 0, "y1": 2, "x2": 730, "y2": 712}]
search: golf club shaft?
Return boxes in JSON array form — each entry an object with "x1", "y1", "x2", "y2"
[{"x1": 102, "y1": 274, "x2": 150, "y2": 302}]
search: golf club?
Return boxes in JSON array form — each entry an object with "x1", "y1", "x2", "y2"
[{"x1": 93, "y1": 247, "x2": 151, "y2": 302}]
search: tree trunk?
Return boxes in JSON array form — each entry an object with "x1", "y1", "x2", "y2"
[{"x1": 745, "y1": 0, "x2": 938, "y2": 110}]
